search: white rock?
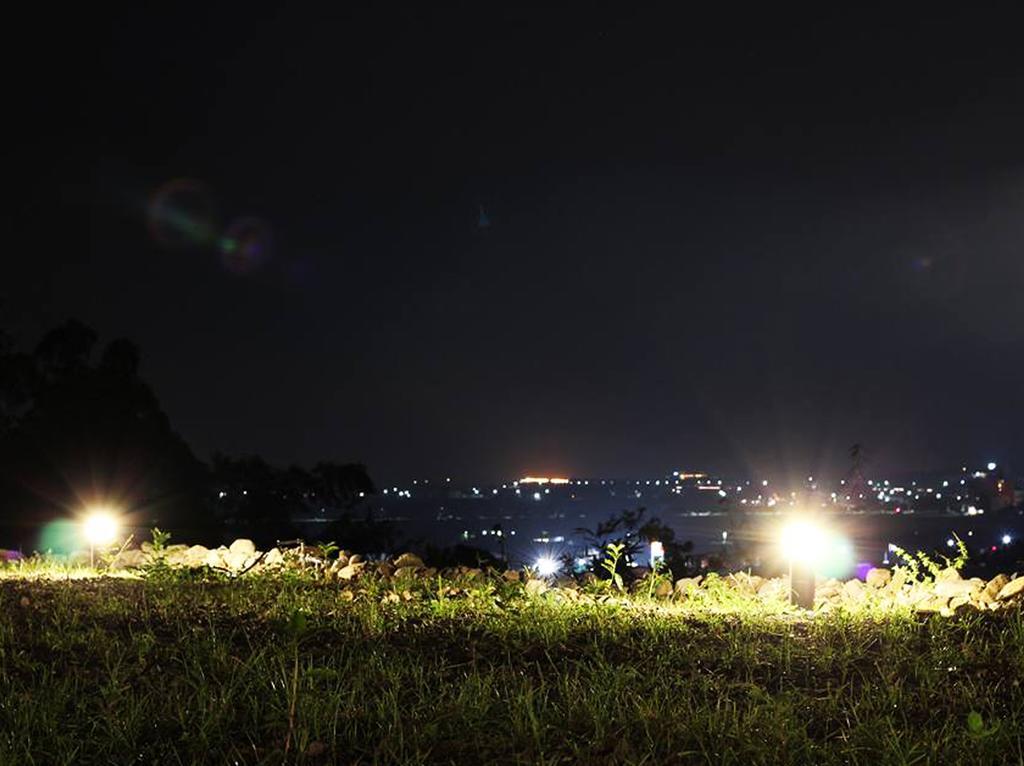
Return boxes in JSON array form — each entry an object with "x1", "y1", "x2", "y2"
[
  {"x1": 865, "y1": 568, "x2": 891, "y2": 588},
  {"x1": 225, "y1": 550, "x2": 250, "y2": 571},
  {"x1": 182, "y1": 545, "x2": 210, "y2": 567},
  {"x1": 996, "y1": 576, "x2": 1024, "y2": 601},
  {"x1": 934, "y1": 579, "x2": 982, "y2": 598},
  {"x1": 110, "y1": 549, "x2": 147, "y2": 569},
  {"x1": 337, "y1": 562, "x2": 365, "y2": 580},
  {"x1": 984, "y1": 574, "x2": 1010, "y2": 599},
  {"x1": 229, "y1": 539, "x2": 256, "y2": 557},
  {"x1": 204, "y1": 548, "x2": 228, "y2": 568},
  {"x1": 394, "y1": 552, "x2": 424, "y2": 569}
]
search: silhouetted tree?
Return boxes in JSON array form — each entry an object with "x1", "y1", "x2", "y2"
[{"x1": 0, "y1": 321, "x2": 213, "y2": 548}]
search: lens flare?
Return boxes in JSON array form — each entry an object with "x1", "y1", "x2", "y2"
[
  {"x1": 219, "y1": 217, "x2": 272, "y2": 274},
  {"x1": 147, "y1": 179, "x2": 218, "y2": 250}
]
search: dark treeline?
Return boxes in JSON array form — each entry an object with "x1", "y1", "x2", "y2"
[{"x1": 0, "y1": 320, "x2": 373, "y2": 550}]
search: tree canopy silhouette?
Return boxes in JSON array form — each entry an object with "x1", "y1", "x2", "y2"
[{"x1": 0, "y1": 320, "x2": 211, "y2": 545}]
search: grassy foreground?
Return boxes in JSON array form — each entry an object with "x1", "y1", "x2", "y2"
[{"x1": 1, "y1": 570, "x2": 1023, "y2": 765}]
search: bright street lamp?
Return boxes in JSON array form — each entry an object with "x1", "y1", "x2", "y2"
[
  {"x1": 779, "y1": 518, "x2": 826, "y2": 609},
  {"x1": 534, "y1": 556, "x2": 560, "y2": 577},
  {"x1": 82, "y1": 509, "x2": 120, "y2": 567}
]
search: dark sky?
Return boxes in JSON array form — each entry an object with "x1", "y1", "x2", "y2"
[{"x1": 5, "y1": 6, "x2": 1024, "y2": 483}]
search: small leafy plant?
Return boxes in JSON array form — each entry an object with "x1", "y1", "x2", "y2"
[
  {"x1": 890, "y1": 533, "x2": 968, "y2": 583},
  {"x1": 601, "y1": 542, "x2": 626, "y2": 593}
]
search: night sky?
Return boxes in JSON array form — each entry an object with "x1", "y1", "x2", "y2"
[{"x1": 6, "y1": 6, "x2": 1024, "y2": 483}]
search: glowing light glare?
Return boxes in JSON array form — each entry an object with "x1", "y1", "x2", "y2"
[
  {"x1": 987, "y1": 462, "x2": 997, "y2": 471},
  {"x1": 82, "y1": 511, "x2": 119, "y2": 546},
  {"x1": 520, "y1": 476, "x2": 570, "y2": 485},
  {"x1": 778, "y1": 519, "x2": 827, "y2": 565},
  {"x1": 1002, "y1": 534, "x2": 1012, "y2": 545},
  {"x1": 534, "y1": 556, "x2": 560, "y2": 577},
  {"x1": 649, "y1": 541, "x2": 665, "y2": 567}
]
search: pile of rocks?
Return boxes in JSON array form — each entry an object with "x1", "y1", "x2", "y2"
[
  {"x1": 663, "y1": 566, "x2": 1024, "y2": 615},
  {"x1": 99, "y1": 540, "x2": 1024, "y2": 615},
  {"x1": 108, "y1": 539, "x2": 284, "y2": 572}
]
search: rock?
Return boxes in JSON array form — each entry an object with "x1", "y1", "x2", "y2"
[
  {"x1": 464, "y1": 568, "x2": 483, "y2": 580},
  {"x1": 949, "y1": 595, "x2": 974, "y2": 614},
  {"x1": 865, "y1": 568, "x2": 891, "y2": 588},
  {"x1": 674, "y1": 577, "x2": 702, "y2": 597},
  {"x1": 224, "y1": 550, "x2": 250, "y2": 571},
  {"x1": 393, "y1": 566, "x2": 419, "y2": 580},
  {"x1": 842, "y1": 579, "x2": 867, "y2": 603},
  {"x1": 422, "y1": 567, "x2": 437, "y2": 579},
  {"x1": 503, "y1": 569, "x2": 521, "y2": 582},
  {"x1": 984, "y1": 574, "x2": 1010, "y2": 600},
  {"x1": 996, "y1": 576, "x2": 1024, "y2": 601},
  {"x1": 180, "y1": 545, "x2": 210, "y2": 567},
  {"x1": 337, "y1": 562, "x2": 365, "y2": 580},
  {"x1": 348, "y1": 554, "x2": 364, "y2": 565},
  {"x1": 525, "y1": 578, "x2": 549, "y2": 596},
  {"x1": 394, "y1": 552, "x2": 425, "y2": 569},
  {"x1": 263, "y1": 547, "x2": 284, "y2": 567},
  {"x1": 935, "y1": 567, "x2": 962, "y2": 582},
  {"x1": 163, "y1": 545, "x2": 190, "y2": 566},
  {"x1": 934, "y1": 578, "x2": 982, "y2": 598},
  {"x1": 110, "y1": 549, "x2": 147, "y2": 569},
  {"x1": 726, "y1": 572, "x2": 763, "y2": 594},
  {"x1": 815, "y1": 580, "x2": 842, "y2": 602},
  {"x1": 377, "y1": 562, "x2": 395, "y2": 578},
  {"x1": 229, "y1": 539, "x2": 256, "y2": 557},
  {"x1": 916, "y1": 595, "x2": 949, "y2": 614},
  {"x1": 204, "y1": 548, "x2": 228, "y2": 568},
  {"x1": 654, "y1": 580, "x2": 673, "y2": 599}
]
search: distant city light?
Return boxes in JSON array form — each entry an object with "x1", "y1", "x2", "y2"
[
  {"x1": 520, "y1": 476, "x2": 570, "y2": 485},
  {"x1": 987, "y1": 462, "x2": 997, "y2": 471},
  {"x1": 1002, "y1": 534, "x2": 1012, "y2": 545},
  {"x1": 946, "y1": 538, "x2": 955, "y2": 548},
  {"x1": 532, "y1": 492, "x2": 542, "y2": 501}
]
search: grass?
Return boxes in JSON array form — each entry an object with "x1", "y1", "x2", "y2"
[{"x1": 1, "y1": 567, "x2": 1023, "y2": 765}]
